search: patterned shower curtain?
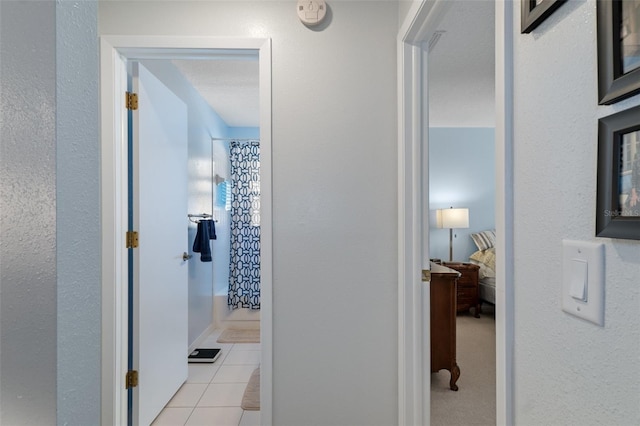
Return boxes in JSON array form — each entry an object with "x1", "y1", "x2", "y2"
[{"x1": 228, "y1": 140, "x2": 261, "y2": 310}]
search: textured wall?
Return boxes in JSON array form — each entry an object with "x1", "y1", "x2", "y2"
[
  {"x1": 56, "y1": 1, "x2": 101, "y2": 424},
  {"x1": 513, "y1": 1, "x2": 640, "y2": 424},
  {"x1": 0, "y1": 1, "x2": 57, "y2": 424},
  {"x1": 100, "y1": 2, "x2": 399, "y2": 424}
]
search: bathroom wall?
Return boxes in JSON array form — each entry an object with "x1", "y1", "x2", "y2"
[
  {"x1": 212, "y1": 138, "x2": 231, "y2": 299},
  {"x1": 228, "y1": 126, "x2": 260, "y2": 140}
]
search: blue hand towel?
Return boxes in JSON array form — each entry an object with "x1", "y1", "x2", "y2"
[
  {"x1": 193, "y1": 220, "x2": 213, "y2": 262},
  {"x1": 206, "y1": 219, "x2": 217, "y2": 240}
]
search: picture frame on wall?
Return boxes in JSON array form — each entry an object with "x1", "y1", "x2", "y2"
[
  {"x1": 596, "y1": 104, "x2": 640, "y2": 240},
  {"x1": 597, "y1": 0, "x2": 640, "y2": 104},
  {"x1": 521, "y1": 0, "x2": 567, "y2": 33}
]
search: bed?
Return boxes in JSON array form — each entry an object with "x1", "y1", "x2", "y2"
[{"x1": 468, "y1": 230, "x2": 497, "y2": 306}]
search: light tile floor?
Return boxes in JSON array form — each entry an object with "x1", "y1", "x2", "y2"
[{"x1": 151, "y1": 330, "x2": 260, "y2": 426}]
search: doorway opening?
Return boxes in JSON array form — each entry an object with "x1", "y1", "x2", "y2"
[
  {"x1": 397, "y1": 1, "x2": 514, "y2": 425},
  {"x1": 427, "y1": 1, "x2": 496, "y2": 423},
  {"x1": 100, "y1": 37, "x2": 273, "y2": 426}
]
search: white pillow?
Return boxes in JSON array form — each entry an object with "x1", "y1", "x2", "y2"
[
  {"x1": 469, "y1": 247, "x2": 496, "y2": 279},
  {"x1": 470, "y1": 230, "x2": 496, "y2": 251}
]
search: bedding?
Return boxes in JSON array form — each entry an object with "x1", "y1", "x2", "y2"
[
  {"x1": 478, "y1": 277, "x2": 496, "y2": 305},
  {"x1": 469, "y1": 247, "x2": 495, "y2": 279},
  {"x1": 469, "y1": 243, "x2": 497, "y2": 305}
]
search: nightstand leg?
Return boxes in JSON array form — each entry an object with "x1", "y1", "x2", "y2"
[
  {"x1": 474, "y1": 303, "x2": 481, "y2": 318},
  {"x1": 449, "y1": 363, "x2": 460, "y2": 391}
]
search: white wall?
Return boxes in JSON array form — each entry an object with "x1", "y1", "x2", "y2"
[
  {"x1": 100, "y1": 2, "x2": 399, "y2": 425},
  {"x1": 0, "y1": 1, "x2": 58, "y2": 424},
  {"x1": 513, "y1": 1, "x2": 640, "y2": 424},
  {"x1": 429, "y1": 127, "x2": 495, "y2": 261}
]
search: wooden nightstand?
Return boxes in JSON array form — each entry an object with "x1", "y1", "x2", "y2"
[{"x1": 443, "y1": 262, "x2": 480, "y2": 318}]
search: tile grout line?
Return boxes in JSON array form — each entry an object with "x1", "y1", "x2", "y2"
[{"x1": 155, "y1": 333, "x2": 262, "y2": 425}]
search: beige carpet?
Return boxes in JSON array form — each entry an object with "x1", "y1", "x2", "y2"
[
  {"x1": 241, "y1": 368, "x2": 260, "y2": 410},
  {"x1": 216, "y1": 329, "x2": 260, "y2": 343},
  {"x1": 431, "y1": 304, "x2": 496, "y2": 426}
]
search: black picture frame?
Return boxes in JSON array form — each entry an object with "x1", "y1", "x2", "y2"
[
  {"x1": 521, "y1": 0, "x2": 567, "y2": 33},
  {"x1": 597, "y1": 0, "x2": 640, "y2": 105},
  {"x1": 596, "y1": 104, "x2": 640, "y2": 240}
]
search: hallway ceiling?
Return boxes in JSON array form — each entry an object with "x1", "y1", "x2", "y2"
[
  {"x1": 172, "y1": 59, "x2": 260, "y2": 128},
  {"x1": 428, "y1": 0, "x2": 495, "y2": 127},
  {"x1": 171, "y1": 2, "x2": 494, "y2": 129}
]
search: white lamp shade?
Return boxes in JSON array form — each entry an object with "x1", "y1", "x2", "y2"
[{"x1": 440, "y1": 208, "x2": 469, "y2": 229}]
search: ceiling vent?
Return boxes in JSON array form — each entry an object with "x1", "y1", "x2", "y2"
[{"x1": 427, "y1": 30, "x2": 446, "y2": 53}]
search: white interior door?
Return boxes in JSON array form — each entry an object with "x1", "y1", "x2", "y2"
[{"x1": 131, "y1": 62, "x2": 189, "y2": 426}]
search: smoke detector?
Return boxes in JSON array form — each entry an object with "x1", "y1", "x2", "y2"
[{"x1": 297, "y1": 0, "x2": 327, "y2": 27}]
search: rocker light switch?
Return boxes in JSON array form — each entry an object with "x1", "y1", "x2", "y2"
[
  {"x1": 569, "y1": 259, "x2": 587, "y2": 301},
  {"x1": 562, "y1": 240, "x2": 604, "y2": 326}
]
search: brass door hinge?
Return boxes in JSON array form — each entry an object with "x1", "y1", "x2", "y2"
[
  {"x1": 421, "y1": 269, "x2": 431, "y2": 282},
  {"x1": 125, "y1": 370, "x2": 138, "y2": 389},
  {"x1": 126, "y1": 92, "x2": 138, "y2": 110},
  {"x1": 126, "y1": 231, "x2": 139, "y2": 248}
]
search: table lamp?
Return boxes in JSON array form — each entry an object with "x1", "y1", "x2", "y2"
[{"x1": 437, "y1": 207, "x2": 469, "y2": 262}]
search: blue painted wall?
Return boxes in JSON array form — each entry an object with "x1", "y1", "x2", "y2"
[
  {"x1": 429, "y1": 127, "x2": 495, "y2": 262},
  {"x1": 229, "y1": 126, "x2": 259, "y2": 140},
  {"x1": 56, "y1": 2, "x2": 100, "y2": 423}
]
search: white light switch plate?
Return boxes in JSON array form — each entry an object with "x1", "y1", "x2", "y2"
[{"x1": 561, "y1": 240, "x2": 605, "y2": 326}]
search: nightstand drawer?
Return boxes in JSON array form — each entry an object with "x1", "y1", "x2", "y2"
[
  {"x1": 456, "y1": 271, "x2": 478, "y2": 283},
  {"x1": 443, "y1": 262, "x2": 480, "y2": 317},
  {"x1": 457, "y1": 294, "x2": 473, "y2": 304},
  {"x1": 457, "y1": 277, "x2": 476, "y2": 287},
  {"x1": 457, "y1": 287, "x2": 475, "y2": 296}
]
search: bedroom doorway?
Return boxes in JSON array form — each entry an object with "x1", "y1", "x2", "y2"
[
  {"x1": 426, "y1": 2, "x2": 497, "y2": 424},
  {"x1": 99, "y1": 36, "x2": 273, "y2": 426},
  {"x1": 398, "y1": 1, "x2": 514, "y2": 424}
]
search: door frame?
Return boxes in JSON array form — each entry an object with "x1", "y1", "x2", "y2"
[
  {"x1": 397, "y1": 1, "x2": 515, "y2": 425},
  {"x1": 99, "y1": 36, "x2": 273, "y2": 425}
]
